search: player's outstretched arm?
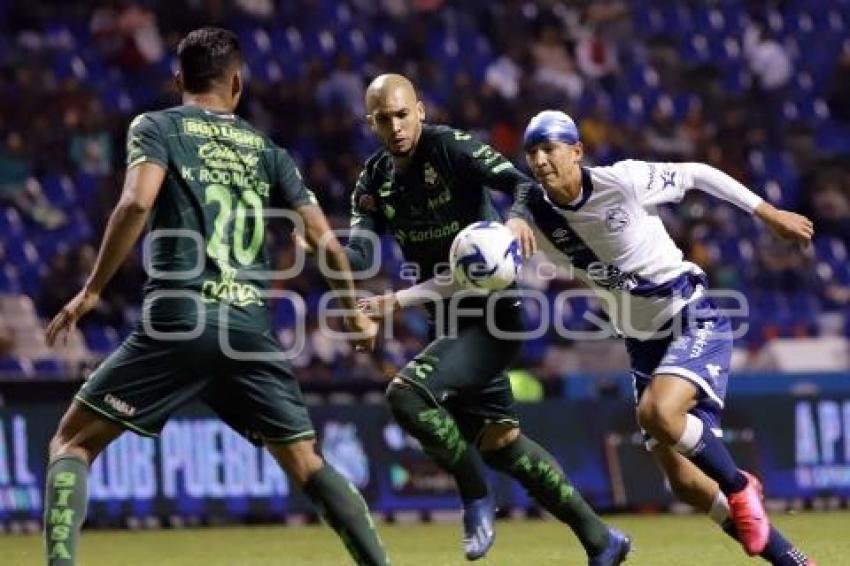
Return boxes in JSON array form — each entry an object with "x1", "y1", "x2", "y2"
[
  {"x1": 683, "y1": 162, "x2": 814, "y2": 247},
  {"x1": 297, "y1": 203, "x2": 377, "y2": 351},
  {"x1": 358, "y1": 276, "x2": 460, "y2": 321},
  {"x1": 46, "y1": 162, "x2": 165, "y2": 346}
]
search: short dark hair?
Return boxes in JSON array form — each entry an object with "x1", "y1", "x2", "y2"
[{"x1": 177, "y1": 27, "x2": 241, "y2": 93}]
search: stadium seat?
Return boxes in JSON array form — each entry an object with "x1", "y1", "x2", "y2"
[
  {"x1": 0, "y1": 355, "x2": 32, "y2": 377},
  {"x1": 40, "y1": 174, "x2": 78, "y2": 207},
  {"x1": 273, "y1": 295, "x2": 305, "y2": 330},
  {"x1": 4, "y1": 239, "x2": 40, "y2": 268},
  {"x1": 33, "y1": 357, "x2": 65, "y2": 378},
  {"x1": 0, "y1": 207, "x2": 24, "y2": 240},
  {"x1": 0, "y1": 265, "x2": 20, "y2": 293},
  {"x1": 814, "y1": 236, "x2": 848, "y2": 267},
  {"x1": 82, "y1": 325, "x2": 119, "y2": 354}
]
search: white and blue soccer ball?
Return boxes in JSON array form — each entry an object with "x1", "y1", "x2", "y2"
[{"x1": 450, "y1": 221, "x2": 522, "y2": 291}]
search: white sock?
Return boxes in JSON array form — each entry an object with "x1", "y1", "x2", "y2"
[
  {"x1": 674, "y1": 414, "x2": 704, "y2": 456},
  {"x1": 708, "y1": 491, "x2": 730, "y2": 526}
]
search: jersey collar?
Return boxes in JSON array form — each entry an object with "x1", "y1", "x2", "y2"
[{"x1": 544, "y1": 167, "x2": 594, "y2": 212}]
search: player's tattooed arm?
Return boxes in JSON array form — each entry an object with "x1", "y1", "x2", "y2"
[
  {"x1": 297, "y1": 203, "x2": 378, "y2": 351},
  {"x1": 344, "y1": 169, "x2": 383, "y2": 272},
  {"x1": 345, "y1": 228, "x2": 378, "y2": 273},
  {"x1": 47, "y1": 162, "x2": 165, "y2": 345}
]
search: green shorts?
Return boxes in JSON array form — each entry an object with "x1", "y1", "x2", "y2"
[
  {"x1": 398, "y1": 299, "x2": 524, "y2": 441},
  {"x1": 75, "y1": 326, "x2": 314, "y2": 445}
]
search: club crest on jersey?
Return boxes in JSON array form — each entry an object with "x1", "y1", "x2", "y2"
[
  {"x1": 605, "y1": 207, "x2": 631, "y2": 233},
  {"x1": 423, "y1": 163, "x2": 438, "y2": 186}
]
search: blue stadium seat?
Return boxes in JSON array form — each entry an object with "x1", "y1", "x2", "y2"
[
  {"x1": 814, "y1": 236, "x2": 848, "y2": 268},
  {"x1": 336, "y1": 29, "x2": 369, "y2": 69},
  {"x1": 274, "y1": 295, "x2": 304, "y2": 330},
  {"x1": 40, "y1": 174, "x2": 77, "y2": 207},
  {"x1": 0, "y1": 265, "x2": 20, "y2": 293},
  {"x1": 0, "y1": 207, "x2": 24, "y2": 240},
  {"x1": 5, "y1": 239, "x2": 40, "y2": 267},
  {"x1": 827, "y1": 7, "x2": 846, "y2": 34},
  {"x1": 82, "y1": 325, "x2": 119, "y2": 354},
  {"x1": 17, "y1": 261, "x2": 45, "y2": 297},
  {"x1": 816, "y1": 120, "x2": 850, "y2": 154},
  {"x1": 33, "y1": 232, "x2": 71, "y2": 265},
  {"x1": 680, "y1": 34, "x2": 712, "y2": 64},
  {"x1": 0, "y1": 356, "x2": 30, "y2": 376},
  {"x1": 52, "y1": 51, "x2": 87, "y2": 82},
  {"x1": 33, "y1": 357, "x2": 65, "y2": 377}
]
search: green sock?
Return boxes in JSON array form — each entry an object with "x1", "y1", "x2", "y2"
[
  {"x1": 386, "y1": 384, "x2": 488, "y2": 502},
  {"x1": 44, "y1": 456, "x2": 88, "y2": 565},
  {"x1": 303, "y1": 465, "x2": 390, "y2": 566},
  {"x1": 482, "y1": 435, "x2": 609, "y2": 556}
]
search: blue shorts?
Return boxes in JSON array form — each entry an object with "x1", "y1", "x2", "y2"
[{"x1": 625, "y1": 296, "x2": 732, "y2": 449}]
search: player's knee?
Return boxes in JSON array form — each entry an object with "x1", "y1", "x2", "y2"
[
  {"x1": 385, "y1": 378, "x2": 420, "y2": 421},
  {"x1": 637, "y1": 395, "x2": 683, "y2": 443},
  {"x1": 478, "y1": 423, "x2": 519, "y2": 452},
  {"x1": 48, "y1": 408, "x2": 117, "y2": 464},
  {"x1": 48, "y1": 429, "x2": 94, "y2": 464}
]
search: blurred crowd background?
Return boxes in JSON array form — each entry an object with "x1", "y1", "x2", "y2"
[{"x1": 1, "y1": 0, "x2": 849, "y2": 388}]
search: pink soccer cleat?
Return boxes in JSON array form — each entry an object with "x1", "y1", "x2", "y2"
[{"x1": 727, "y1": 471, "x2": 770, "y2": 556}]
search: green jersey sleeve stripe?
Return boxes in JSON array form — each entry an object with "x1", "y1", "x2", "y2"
[{"x1": 490, "y1": 162, "x2": 514, "y2": 174}]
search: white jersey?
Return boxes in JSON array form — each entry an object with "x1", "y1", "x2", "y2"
[{"x1": 524, "y1": 160, "x2": 762, "y2": 338}]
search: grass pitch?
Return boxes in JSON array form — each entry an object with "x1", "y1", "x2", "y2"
[{"x1": 2, "y1": 511, "x2": 847, "y2": 565}]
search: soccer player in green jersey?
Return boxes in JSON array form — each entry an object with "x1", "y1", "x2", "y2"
[
  {"x1": 42, "y1": 28, "x2": 389, "y2": 566},
  {"x1": 350, "y1": 74, "x2": 628, "y2": 564}
]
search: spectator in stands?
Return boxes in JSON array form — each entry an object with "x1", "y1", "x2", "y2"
[
  {"x1": 754, "y1": 235, "x2": 816, "y2": 293},
  {"x1": 826, "y1": 47, "x2": 850, "y2": 123},
  {"x1": 485, "y1": 43, "x2": 524, "y2": 101},
  {"x1": 91, "y1": 0, "x2": 164, "y2": 70},
  {"x1": 681, "y1": 100, "x2": 712, "y2": 158},
  {"x1": 234, "y1": 0, "x2": 274, "y2": 21},
  {"x1": 645, "y1": 97, "x2": 695, "y2": 160},
  {"x1": 809, "y1": 176, "x2": 850, "y2": 243},
  {"x1": 0, "y1": 131, "x2": 66, "y2": 229},
  {"x1": 38, "y1": 250, "x2": 74, "y2": 319},
  {"x1": 744, "y1": 22, "x2": 792, "y2": 145},
  {"x1": 575, "y1": 25, "x2": 619, "y2": 93},
  {"x1": 531, "y1": 23, "x2": 583, "y2": 102},
  {"x1": 68, "y1": 102, "x2": 112, "y2": 176},
  {"x1": 712, "y1": 106, "x2": 755, "y2": 184},
  {"x1": 317, "y1": 53, "x2": 365, "y2": 118}
]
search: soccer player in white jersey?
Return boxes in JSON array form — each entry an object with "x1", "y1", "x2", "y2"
[
  {"x1": 512, "y1": 110, "x2": 815, "y2": 566},
  {"x1": 369, "y1": 109, "x2": 817, "y2": 565}
]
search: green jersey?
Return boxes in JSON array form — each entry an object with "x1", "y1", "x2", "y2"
[
  {"x1": 347, "y1": 124, "x2": 533, "y2": 281},
  {"x1": 126, "y1": 104, "x2": 316, "y2": 331}
]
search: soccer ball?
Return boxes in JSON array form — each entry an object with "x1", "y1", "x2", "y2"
[{"x1": 450, "y1": 221, "x2": 522, "y2": 291}]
